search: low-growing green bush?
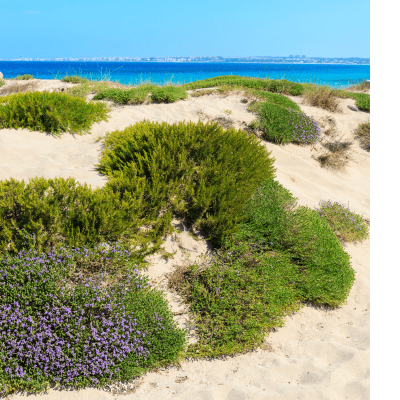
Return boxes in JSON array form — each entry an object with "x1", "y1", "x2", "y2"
[
  {"x1": 15, "y1": 74, "x2": 34, "y2": 80},
  {"x1": 254, "y1": 102, "x2": 321, "y2": 144},
  {"x1": 235, "y1": 179, "x2": 355, "y2": 307},
  {"x1": 314, "y1": 200, "x2": 369, "y2": 242},
  {"x1": 170, "y1": 241, "x2": 299, "y2": 357},
  {"x1": 183, "y1": 76, "x2": 305, "y2": 96},
  {"x1": 334, "y1": 90, "x2": 370, "y2": 112},
  {"x1": 97, "y1": 120, "x2": 276, "y2": 246},
  {"x1": 0, "y1": 243, "x2": 186, "y2": 395},
  {"x1": 61, "y1": 75, "x2": 89, "y2": 84},
  {"x1": 150, "y1": 85, "x2": 188, "y2": 103},
  {"x1": 93, "y1": 85, "x2": 155, "y2": 105},
  {"x1": 0, "y1": 177, "x2": 171, "y2": 258},
  {"x1": 0, "y1": 79, "x2": 5, "y2": 88},
  {"x1": 0, "y1": 91, "x2": 109, "y2": 135},
  {"x1": 171, "y1": 179, "x2": 355, "y2": 358},
  {"x1": 248, "y1": 89, "x2": 301, "y2": 111}
]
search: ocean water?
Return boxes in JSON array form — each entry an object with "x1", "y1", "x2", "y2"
[{"x1": 0, "y1": 61, "x2": 370, "y2": 89}]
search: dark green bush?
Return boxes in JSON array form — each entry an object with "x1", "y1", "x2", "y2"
[
  {"x1": 0, "y1": 91, "x2": 109, "y2": 135},
  {"x1": 150, "y1": 86, "x2": 188, "y2": 103},
  {"x1": 333, "y1": 90, "x2": 370, "y2": 112},
  {"x1": 0, "y1": 177, "x2": 170, "y2": 258},
  {"x1": 235, "y1": 179, "x2": 355, "y2": 307},
  {"x1": 93, "y1": 85, "x2": 155, "y2": 105},
  {"x1": 255, "y1": 102, "x2": 321, "y2": 144},
  {"x1": 15, "y1": 74, "x2": 34, "y2": 80},
  {"x1": 61, "y1": 75, "x2": 89, "y2": 84},
  {"x1": 97, "y1": 120, "x2": 276, "y2": 246}
]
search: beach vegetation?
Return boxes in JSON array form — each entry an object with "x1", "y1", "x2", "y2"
[
  {"x1": 0, "y1": 91, "x2": 109, "y2": 136},
  {"x1": 61, "y1": 76, "x2": 89, "y2": 84},
  {"x1": 355, "y1": 120, "x2": 370, "y2": 151},
  {"x1": 0, "y1": 79, "x2": 5, "y2": 88},
  {"x1": 348, "y1": 79, "x2": 370, "y2": 92},
  {"x1": 302, "y1": 86, "x2": 342, "y2": 112},
  {"x1": 0, "y1": 242, "x2": 186, "y2": 395},
  {"x1": 15, "y1": 74, "x2": 34, "y2": 80},
  {"x1": 314, "y1": 200, "x2": 369, "y2": 242},
  {"x1": 313, "y1": 134, "x2": 353, "y2": 170},
  {"x1": 97, "y1": 120, "x2": 275, "y2": 247},
  {"x1": 250, "y1": 102, "x2": 321, "y2": 144},
  {"x1": 170, "y1": 179, "x2": 355, "y2": 357},
  {"x1": 93, "y1": 85, "x2": 155, "y2": 105}
]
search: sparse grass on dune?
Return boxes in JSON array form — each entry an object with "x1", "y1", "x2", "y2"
[
  {"x1": 61, "y1": 75, "x2": 89, "y2": 84},
  {"x1": 355, "y1": 120, "x2": 370, "y2": 151},
  {"x1": 0, "y1": 80, "x2": 39, "y2": 96},
  {"x1": 302, "y1": 86, "x2": 342, "y2": 112},
  {"x1": 0, "y1": 79, "x2": 5, "y2": 88},
  {"x1": 348, "y1": 79, "x2": 370, "y2": 92},
  {"x1": 0, "y1": 91, "x2": 109, "y2": 135}
]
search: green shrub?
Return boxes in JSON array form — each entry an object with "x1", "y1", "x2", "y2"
[
  {"x1": 171, "y1": 241, "x2": 299, "y2": 357},
  {"x1": 235, "y1": 179, "x2": 355, "y2": 307},
  {"x1": 0, "y1": 91, "x2": 109, "y2": 135},
  {"x1": 255, "y1": 102, "x2": 321, "y2": 144},
  {"x1": 97, "y1": 120, "x2": 276, "y2": 246},
  {"x1": 314, "y1": 200, "x2": 369, "y2": 242},
  {"x1": 61, "y1": 75, "x2": 89, "y2": 84},
  {"x1": 334, "y1": 90, "x2": 370, "y2": 112},
  {"x1": 248, "y1": 89, "x2": 301, "y2": 111},
  {"x1": 0, "y1": 177, "x2": 171, "y2": 258},
  {"x1": 150, "y1": 86, "x2": 188, "y2": 103},
  {"x1": 183, "y1": 76, "x2": 305, "y2": 96},
  {"x1": 15, "y1": 74, "x2": 34, "y2": 80},
  {"x1": 0, "y1": 79, "x2": 5, "y2": 88},
  {"x1": 93, "y1": 85, "x2": 155, "y2": 105}
]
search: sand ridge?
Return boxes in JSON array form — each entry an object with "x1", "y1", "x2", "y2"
[{"x1": 0, "y1": 80, "x2": 370, "y2": 399}]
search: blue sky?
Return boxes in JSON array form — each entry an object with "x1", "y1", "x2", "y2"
[{"x1": 1, "y1": 0, "x2": 370, "y2": 59}]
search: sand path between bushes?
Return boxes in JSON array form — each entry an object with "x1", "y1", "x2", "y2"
[{"x1": 0, "y1": 81, "x2": 370, "y2": 399}]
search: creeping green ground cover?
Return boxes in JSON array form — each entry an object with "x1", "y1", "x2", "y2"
[
  {"x1": 171, "y1": 180, "x2": 356, "y2": 358},
  {"x1": 0, "y1": 76, "x2": 367, "y2": 395},
  {"x1": 15, "y1": 74, "x2": 34, "y2": 80},
  {"x1": 93, "y1": 85, "x2": 187, "y2": 105},
  {"x1": 0, "y1": 91, "x2": 109, "y2": 135}
]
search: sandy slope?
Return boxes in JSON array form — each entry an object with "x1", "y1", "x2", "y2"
[{"x1": 0, "y1": 81, "x2": 370, "y2": 399}]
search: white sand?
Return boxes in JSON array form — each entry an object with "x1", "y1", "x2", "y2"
[{"x1": 0, "y1": 81, "x2": 370, "y2": 399}]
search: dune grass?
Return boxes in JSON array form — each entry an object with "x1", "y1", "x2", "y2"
[
  {"x1": 355, "y1": 120, "x2": 370, "y2": 151},
  {"x1": 0, "y1": 91, "x2": 109, "y2": 135},
  {"x1": 0, "y1": 79, "x2": 5, "y2": 88},
  {"x1": 302, "y1": 86, "x2": 342, "y2": 112},
  {"x1": 61, "y1": 75, "x2": 89, "y2": 84}
]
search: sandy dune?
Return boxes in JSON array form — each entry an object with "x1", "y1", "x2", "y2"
[{"x1": 0, "y1": 80, "x2": 370, "y2": 399}]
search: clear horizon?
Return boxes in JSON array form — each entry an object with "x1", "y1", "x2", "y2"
[{"x1": 1, "y1": 0, "x2": 370, "y2": 60}]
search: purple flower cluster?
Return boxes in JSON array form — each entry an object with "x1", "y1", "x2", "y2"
[
  {"x1": 0, "y1": 243, "x2": 154, "y2": 391},
  {"x1": 288, "y1": 109, "x2": 321, "y2": 144}
]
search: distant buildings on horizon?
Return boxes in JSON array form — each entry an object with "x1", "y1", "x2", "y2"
[{"x1": 0, "y1": 55, "x2": 370, "y2": 65}]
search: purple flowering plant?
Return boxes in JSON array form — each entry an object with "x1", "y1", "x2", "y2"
[
  {"x1": 0, "y1": 239, "x2": 186, "y2": 395},
  {"x1": 314, "y1": 200, "x2": 369, "y2": 242},
  {"x1": 255, "y1": 102, "x2": 321, "y2": 145}
]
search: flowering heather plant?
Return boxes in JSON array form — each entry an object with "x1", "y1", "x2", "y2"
[
  {"x1": 314, "y1": 200, "x2": 369, "y2": 242},
  {"x1": 0, "y1": 242, "x2": 186, "y2": 395},
  {"x1": 256, "y1": 102, "x2": 321, "y2": 145}
]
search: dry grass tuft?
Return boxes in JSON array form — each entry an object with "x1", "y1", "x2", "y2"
[
  {"x1": 303, "y1": 86, "x2": 342, "y2": 112},
  {"x1": 348, "y1": 80, "x2": 370, "y2": 92},
  {"x1": 196, "y1": 109, "x2": 235, "y2": 129},
  {"x1": 0, "y1": 80, "x2": 39, "y2": 96},
  {"x1": 313, "y1": 133, "x2": 353, "y2": 170},
  {"x1": 355, "y1": 120, "x2": 370, "y2": 151}
]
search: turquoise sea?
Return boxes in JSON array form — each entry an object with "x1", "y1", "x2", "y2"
[{"x1": 0, "y1": 61, "x2": 370, "y2": 89}]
